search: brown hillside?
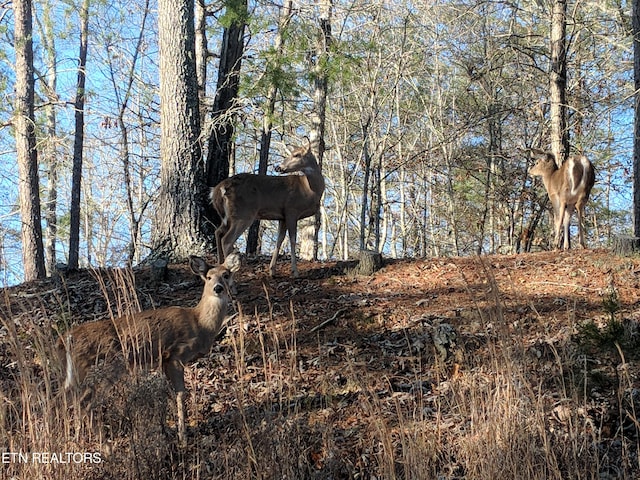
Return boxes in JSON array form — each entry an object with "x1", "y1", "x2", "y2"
[{"x1": 1, "y1": 249, "x2": 640, "y2": 479}]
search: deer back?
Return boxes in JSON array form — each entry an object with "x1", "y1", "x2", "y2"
[
  {"x1": 529, "y1": 151, "x2": 595, "y2": 207},
  {"x1": 213, "y1": 174, "x2": 305, "y2": 221},
  {"x1": 211, "y1": 144, "x2": 325, "y2": 223},
  {"x1": 109, "y1": 307, "x2": 213, "y2": 370}
]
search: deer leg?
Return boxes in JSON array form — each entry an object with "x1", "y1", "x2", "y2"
[
  {"x1": 269, "y1": 220, "x2": 287, "y2": 277},
  {"x1": 215, "y1": 223, "x2": 228, "y2": 263},
  {"x1": 576, "y1": 201, "x2": 587, "y2": 248},
  {"x1": 552, "y1": 199, "x2": 567, "y2": 250},
  {"x1": 221, "y1": 219, "x2": 253, "y2": 259},
  {"x1": 562, "y1": 205, "x2": 575, "y2": 250},
  {"x1": 176, "y1": 390, "x2": 186, "y2": 445},
  {"x1": 164, "y1": 361, "x2": 187, "y2": 446},
  {"x1": 552, "y1": 209, "x2": 562, "y2": 250},
  {"x1": 286, "y1": 217, "x2": 299, "y2": 278}
]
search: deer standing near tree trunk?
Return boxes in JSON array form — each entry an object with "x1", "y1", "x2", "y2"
[
  {"x1": 211, "y1": 139, "x2": 325, "y2": 277},
  {"x1": 57, "y1": 253, "x2": 241, "y2": 445},
  {"x1": 529, "y1": 150, "x2": 595, "y2": 250}
]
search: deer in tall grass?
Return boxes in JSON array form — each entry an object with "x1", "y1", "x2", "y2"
[
  {"x1": 529, "y1": 149, "x2": 595, "y2": 250},
  {"x1": 57, "y1": 253, "x2": 241, "y2": 445},
  {"x1": 211, "y1": 138, "x2": 325, "y2": 277}
]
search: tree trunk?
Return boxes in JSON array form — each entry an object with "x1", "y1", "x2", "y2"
[
  {"x1": 247, "y1": 0, "x2": 293, "y2": 255},
  {"x1": 369, "y1": 158, "x2": 382, "y2": 252},
  {"x1": 613, "y1": 235, "x2": 640, "y2": 255},
  {"x1": 301, "y1": 0, "x2": 332, "y2": 261},
  {"x1": 153, "y1": 0, "x2": 209, "y2": 260},
  {"x1": 41, "y1": 1, "x2": 58, "y2": 275},
  {"x1": 550, "y1": 0, "x2": 569, "y2": 164},
  {"x1": 349, "y1": 249, "x2": 383, "y2": 276},
  {"x1": 519, "y1": 197, "x2": 547, "y2": 253},
  {"x1": 205, "y1": 0, "x2": 247, "y2": 200},
  {"x1": 114, "y1": 0, "x2": 150, "y2": 265},
  {"x1": 195, "y1": 0, "x2": 208, "y2": 110},
  {"x1": 633, "y1": 0, "x2": 640, "y2": 238},
  {"x1": 14, "y1": 0, "x2": 45, "y2": 281},
  {"x1": 359, "y1": 130, "x2": 372, "y2": 251},
  {"x1": 68, "y1": 0, "x2": 89, "y2": 270}
]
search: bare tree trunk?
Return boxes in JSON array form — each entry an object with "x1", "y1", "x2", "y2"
[
  {"x1": 633, "y1": 0, "x2": 640, "y2": 238},
  {"x1": 14, "y1": 0, "x2": 45, "y2": 281},
  {"x1": 369, "y1": 158, "x2": 382, "y2": 252},
  {"x1": 426, "y1": 167, "x2": 438, "y2": 257},
  {"x1": 205, "y1": 0, "x2": 247, "y2": 201},
  {"x1": 379, "y1": 164, "x2": 389, "y2": 252},
  {"x1": 44, "y1": 107, "x2": 58, "y2": 274},
  {"x1": 38, "y1": 3, "x2": 59, "y2": 274},
  {"x1": 359, "y1": 130, "x2": 372, "y2": 251},
  {"x1": 443, "y1": 145, "x2": 460, "y2": 256},
  {"x1": 195, "y1": 0, "x2": 208, "y2": 110},
  {"x1": 153, "y1": 0, "x2": 209, "y2": 260},
  {"x1": 550, "y1": 0, "x2": 569, "y2": 164},
  {"x1": 68, "y1": 0, "x2": 89, "y2": 270},
  {"x1": 482, "y1": 103, "x2": 502, "y2": 254},
  {"x1": 301, "y1": 0, "x2": 332, "y2": 261},
  {"x1": 399, "y1": 166, "x2": 408, "y2": 257},
  {"x1": 247, "y1": 0, "x2": 293, "y2": 255},
  {"x1": 327, "y1": 141, "x2": 350, "y2": 260}
]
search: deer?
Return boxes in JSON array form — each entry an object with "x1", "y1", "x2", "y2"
[
  {"x1": 211, "y1": 138, "x2": 325, "y2": 278},
  {"x1": 528, "y1": 149, "x2": 595, "y2": 250},
  {"x1": 56, "y1": 253, "x2": 241, "y2": 445}
]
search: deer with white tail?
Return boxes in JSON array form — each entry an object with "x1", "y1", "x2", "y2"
[
  {"x1": 211, "y1": 138, "x2": 325, "y2": 277},
  {"x1": 529, "y1": 149, "x2": 595, "y2": 250},
  {"x1": 57, "y1": 253, "x2": 241, "y2": 445}
]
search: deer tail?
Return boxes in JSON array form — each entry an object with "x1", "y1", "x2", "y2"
[{"x1": 59, "y1": 333, "x2": 75, "y2": 390}]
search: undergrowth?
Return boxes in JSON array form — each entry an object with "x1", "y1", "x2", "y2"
[{"x1": 0, "y1": 257, "x2": 638, "y2": 479}]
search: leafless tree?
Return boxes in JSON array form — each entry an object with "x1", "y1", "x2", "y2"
[{"x1": 68, "y1": 0, "x2": 89, "y2": 270}]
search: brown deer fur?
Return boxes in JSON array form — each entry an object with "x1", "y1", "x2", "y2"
[
  {"x1": 211, "y1": 139, "x2": 325, "y2": 277},
  {"x1": 529, "y1": 150, "x2": 595, "y2": 250},
  {"x1": 57, "y1": 253, "x2": 241, "y2": 445}
]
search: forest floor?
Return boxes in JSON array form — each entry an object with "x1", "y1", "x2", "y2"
[{"x1": 2, "y1": 248, "x2": 640, "y2": 479}]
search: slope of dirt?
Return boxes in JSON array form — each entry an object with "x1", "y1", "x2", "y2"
[{"x1": 2, "y1": 249, "x2": 640, "y2": 479}]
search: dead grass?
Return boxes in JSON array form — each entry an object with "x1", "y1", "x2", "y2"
[{"x1": 1, "y1": 250, "x2": 639, "y2": 479}]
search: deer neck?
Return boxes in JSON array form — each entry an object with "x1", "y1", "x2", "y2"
[
  {"x1": 540, "y1": 175, "x2": 554, "y2": 193},
  {"x1": 538, "y1": 166, "x2": 561, "y2": 194},
  {"x1": 302, "y1": 166, "x2": 325, "y2": 197},
  {"x1": 193, "y1": 295, "x2": 227, "y2": 333}
]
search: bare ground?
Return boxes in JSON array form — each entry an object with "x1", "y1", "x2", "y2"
[{"x1": 2, "y1": 249, "x2": 640, "y2": 479}]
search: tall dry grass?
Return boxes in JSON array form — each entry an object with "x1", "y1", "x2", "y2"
[{"x1": 0, "y1": 261, "x2": 637, "y2": 479}]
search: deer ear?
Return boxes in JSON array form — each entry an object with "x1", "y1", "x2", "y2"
[
  {"x1": 189, "y1": 256, "x2": 209, "y2": 278},
  {"x1": 224, "y1": 251, "x2": 242, "y2": 273}
]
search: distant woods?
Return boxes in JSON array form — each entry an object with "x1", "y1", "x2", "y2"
[{"x1": 2, "y1": 0, "x2": 634, "y2": 283}]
